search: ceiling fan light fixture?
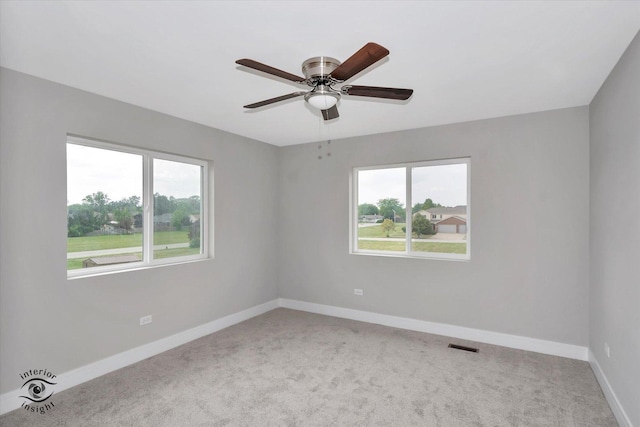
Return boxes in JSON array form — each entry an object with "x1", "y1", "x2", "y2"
[{"x1": 306, "y1": 92, "x2": 339, "y2": 110}]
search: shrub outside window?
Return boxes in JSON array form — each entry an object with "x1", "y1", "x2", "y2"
[
  {"x1": 66, "y1": 136, "x2": 209, "y2": 277},
  {"x1": 352, "y1": 158, "x2": 470, "y2": 260}
]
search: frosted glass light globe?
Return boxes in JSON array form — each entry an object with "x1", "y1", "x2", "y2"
[{"x1": 307, "y1": 93, "x2": 338, "y2": 110}]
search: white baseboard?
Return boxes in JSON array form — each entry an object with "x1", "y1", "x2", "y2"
[
  {"x1": 278, "y1": 298, "x2": 589, "y2": 361},
  {"x1": 0, "y1": 298, "x2": 279, "y2": 416},
  {"x1": 589, "y1": 350, "x2": 633, "y2": 427}
]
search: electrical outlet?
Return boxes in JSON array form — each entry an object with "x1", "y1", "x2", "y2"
[
  {"x1": 140, "y1": 315, "x2": 152, "y2": 326},
  {"x1": 354, "y1": 288, "x2": 363, "y2": 296},
  {"x1": 604, "y1": 343, "x2": 610, "y2": 358}
]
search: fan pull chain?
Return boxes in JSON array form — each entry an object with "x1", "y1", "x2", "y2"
[
  {"x1": 317, "y1": 117, "x2": 332, "y2": 160},
  {"x1": 317, "y1": 114, "x2": 323, "y2": 160}
]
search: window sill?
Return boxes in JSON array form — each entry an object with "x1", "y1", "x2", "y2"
[
  {"x1": 67, "y1": 256, "x2": 213, "y2": 280},
  {"x1": 350, "y1": 250, "x2": 470, "y2": 262}
]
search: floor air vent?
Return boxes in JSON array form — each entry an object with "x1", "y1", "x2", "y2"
[{"x1": 448, "y1": 344, "x2": 479, "y2": 353}]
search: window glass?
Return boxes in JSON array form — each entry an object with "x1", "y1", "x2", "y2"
[
  {"x1": 411, "y1": 164, "x2": 467, "y2": 256},
  {"x1": 153, "y1": 159, "x2": 202, "y2": 260},
  {"x1": 67, "y1": 144, "x2": 143, "y2": 271},
  {"x1": 356, "y1": 168, "x2": 406, "y2": 252},
  {"x1": 353, "y1": 159, "x2": 469, "y2": 260},
  {"x1": 67, "y1": 137, "x2": 208, "y2": 276}
]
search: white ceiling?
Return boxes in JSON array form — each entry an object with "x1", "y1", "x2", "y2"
[{"x1": 1, "y1": 1, "x2": 639, "y2": 146}]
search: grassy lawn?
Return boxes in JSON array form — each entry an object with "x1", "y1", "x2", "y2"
[
  {"x1": 67, "y1": 233, "x2": 142, "y2": 252},
  {"x1": 357, "y1": 240, "x2": 405, "y2": 251},
  {"x1": 67, "y1": 247, "x2": 200, "y2": 270},
  {"x1": 67, "y1": 258, "x2": 87, "y2": 270},
  {"x1": 67, "y1": 231, "x2": 190, "y2": 252},
  {"x1": 412, "y1": 242, "x2": 466, "y2": 254},
  {"x1": 154, "y1": 247, "x2": 200, "y2": 259},
  {"x1": 358, "y1": 223, "x2": 406, "y2": 238},
  {"x1": 154, "y1": 231, "x2": 190, "y2": 245},
  {"x1": 357, "y1": 239, "x2": 466, "y2": 254}
]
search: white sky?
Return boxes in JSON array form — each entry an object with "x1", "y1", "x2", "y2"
[
  {"x1": 358, "y1": 167, "x2": 406, "y2": 206},
  {"x1": 153, "y1": 158, "x2": 201, "y2": 199},
  {"x1": 66, "y1": 144, "x2": 200, "y2": 205},
  {"x1": 68, "y1": 144, "x2": 465, "y2": 208},
  {"x1": 358, "y1": 163, "x2": 467, "y2": 208}
]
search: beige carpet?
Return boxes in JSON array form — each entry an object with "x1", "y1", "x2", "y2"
[{"x1": 1, "y1": 308, "x2": 616, "y2": 426}]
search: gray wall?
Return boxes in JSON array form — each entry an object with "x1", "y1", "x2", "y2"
[
  {"x1": 0, "y1": 68, "x2": 280, "y2": 394},
  {"x1": 590, "y1": 32, "x2": 640, "y2": 426},
  {"x1": 278, "y1": 107, "x2": 590, "y2": 346}
]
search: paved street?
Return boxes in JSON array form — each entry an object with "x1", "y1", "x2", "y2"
[
  {"x1": 358, "y1": 237, "x2": 466, "y2": 243},
  {"x1": 67, "y1": 242, "x2": 190, "y2": 259}
]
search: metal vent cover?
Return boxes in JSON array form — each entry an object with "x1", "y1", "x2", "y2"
[{"x1": 448, "y1": 343, "x2": 479, "y2": 353}]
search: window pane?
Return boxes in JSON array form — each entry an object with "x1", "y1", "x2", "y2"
[
  {"x1": 153, "y1": 159, "x2": 202, "y2": 260},
  {"x1": 357, "y1": 168, "x2": 406, "y2": 252},
  {"x1": 410, "y1": 163, "x2": 467, "y2": 255},
  {"x1": 67, "y1": 144, "x2": 143, "y2": 271}
]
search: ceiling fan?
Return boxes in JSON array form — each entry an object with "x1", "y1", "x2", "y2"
[{"x1": 235, "y1": 42, "x2": 413, "y2": 120}]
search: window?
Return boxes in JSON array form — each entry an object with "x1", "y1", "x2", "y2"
[
  {"x1": 352, "y1": 158, "x2": 469, "y2": 260},
  {"x1": 66, "y1": 136, "x2": 209, "y2": 276}
]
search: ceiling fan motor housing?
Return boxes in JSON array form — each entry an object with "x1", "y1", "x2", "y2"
[
  {"x1": 302, "y1": 56, "x2": 341, "y2": 81},
  {"x1": 302, "y1": 57, "x2": 342, "y2": 108}
]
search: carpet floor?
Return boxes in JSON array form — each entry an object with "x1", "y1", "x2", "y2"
[{"x1": 1, "y1": 308, "x2": 617, "y2": 426}]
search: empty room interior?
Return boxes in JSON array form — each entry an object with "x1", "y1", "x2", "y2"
[{"x1": 1, "y1": 2, "x2": 639, "y2": 426}]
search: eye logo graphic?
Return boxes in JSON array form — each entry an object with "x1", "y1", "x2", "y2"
[
  {"x1": 21, "y1": 378, "x2": 56, "y2": 403},
  {"x1": 18, "y1": 369, "x2": 58, "y2": 414}
]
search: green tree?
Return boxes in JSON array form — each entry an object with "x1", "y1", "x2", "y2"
[
  {"x1": 154, "y1": 193, "x2": 176, "y2": 215},
  {"x1": 83, "y1": 191, "x2": 110, "y2": 209},
  {"x1": 421, "y1": 198, "x2": 443, "y2": 210},
  {"x1": 380, "y1": 218, "x2": 396, "y2": 237},
  {"x1": 110, "y1": 196, "x2": 141, "y2": 232},
  {"x1": 82, "y1": 191, "x2": 110, "y2": 225},
  {"x1": 114, "y1": 208, "x2": 134, "y2": 233},
  {"x1": 188, "y1": 219, "x2": 200, "y2": 248},
  {"x1": 175, "y1": 198, "x2": 200, "y2": 216},
  {"x1": 358, "y1": 203, "x2": 379, "y2": 216},
  {"x1": 412, "y1": 214, "x2": 435, "y2": 238},
  {"x1": 184, "y1": 195, "x2": 201, "y2": 214},
  {"x1": 377, "y1": 198, "x2": 405, "y2": 221},
  {"x1": 171, "y1": 208, "x2": 187, "y2": 231},
  {"x1": 67, "y1": 204, "x2": 97, "y2": 237},
  {"x1": 110, "y1": 195, "x2": 140, "y2": 211}
]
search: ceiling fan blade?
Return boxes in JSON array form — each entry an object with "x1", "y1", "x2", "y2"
[
  {"x1": 236, "y1": 59, "x2": 306, "y2": 83},
  {"x1": 243, "y1": 92, "x2": 307, "y2": 109},
  {"x1": 330, "y1": 43, "x2": 390, "y2": 82},
  {"x1": 321, "y1": 105, "x2": 339, "y2": 121},
  {"x1": 341, "y1": 85, "x2": 413, "y2": 100}
]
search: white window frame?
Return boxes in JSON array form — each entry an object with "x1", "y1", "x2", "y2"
[
  {"x1": 67, "y1": 136, "x2": 210, "y2": 278},
  {"x1": 351, "y1": 157, "x2": 470, "y2": 261}
]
